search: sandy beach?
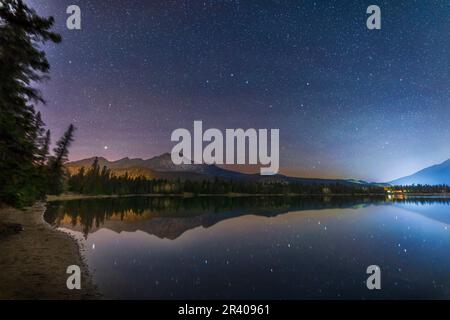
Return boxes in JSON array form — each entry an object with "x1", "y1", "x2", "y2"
[{"x1": 0, "y1": 202, "x2": 98, "y2": 299}]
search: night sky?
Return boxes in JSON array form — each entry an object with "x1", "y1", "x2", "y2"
[{"x1": 28, "y1": 0, "x2": 449, "y2": 182}]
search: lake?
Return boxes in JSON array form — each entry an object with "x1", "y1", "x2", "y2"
[{"x1": 44, "y1": 196, "x2": 450, "y2": 299}]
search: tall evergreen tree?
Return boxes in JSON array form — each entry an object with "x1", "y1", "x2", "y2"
[
  {"x1": 34, "y1": 112, "x2": 50, "y2": 165},
  {"x1": 0, "y1": 0, "x2": 61, "y2": 206},
  {"x1": 41, "y1": 130, "x2": 51, "y2": 165},
  {"x1": 47, "y1": 125, "x2": 76, "y2": 195}
]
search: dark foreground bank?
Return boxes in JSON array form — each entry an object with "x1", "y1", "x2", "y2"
[{"x1": 0, "y1": 203, "x2": 98, "y2": 299}]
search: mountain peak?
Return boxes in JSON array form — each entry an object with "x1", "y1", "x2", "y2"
[
  {"x1": 150, "y1": 153, "x2": 171, "y2": 160},
  {"x1": 390, "y1": 159, "x2": 450, "y2": 186}
]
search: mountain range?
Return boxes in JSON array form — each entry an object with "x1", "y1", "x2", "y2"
[
  {"x1": 67, "y1": 153, "x2": 450, "y2": 186},
  {"x1": 66, "y1": 153, "x2": 376, "y2": 186}
]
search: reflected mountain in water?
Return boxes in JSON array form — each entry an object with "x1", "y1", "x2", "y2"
[
  {"x1": 392, "y1": 197, "x2": 450, "y2": 225},
  {"x1": 43, "y1": 196, "x2": 450, "y2": 240},
  {"x1": 44, "y1": 196, "x2": 450, "y2": 299}
]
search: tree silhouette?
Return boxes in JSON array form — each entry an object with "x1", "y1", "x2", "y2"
[
  {"x1": 48, "y1": 124, "x2": 76, "y2": 195},
  {"x1": 0, "y1": 0, "x2": 62, "y2": 206}
]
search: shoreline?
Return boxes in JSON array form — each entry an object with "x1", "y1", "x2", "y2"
[
  {"x1": 0, "y1": 202, "x2": 99, "y2": 299},
  {"x1": 46, "y1": 192, "x2": 450, "y2": 203},
  {"x1": 47, "y1": 192, "x2": 389, "y2": 202}
]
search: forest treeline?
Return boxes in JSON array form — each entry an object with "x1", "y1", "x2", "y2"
[
  {"x1": 0, "y1": 1, "x2": 73, "y2": 206},
  {"x1": 68, "y1": 158, "x2": 387, "y2": 196},
  {"x1": 68, "y1": 159, "x2": 450, "y2": 196},
  {"x1": 386, "y1": 185, "x2": 450, "y2": 194}
]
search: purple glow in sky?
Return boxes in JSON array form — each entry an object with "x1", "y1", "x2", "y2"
[{"x1": 28, "y1": 0, "x2": 450, "y2": 182}]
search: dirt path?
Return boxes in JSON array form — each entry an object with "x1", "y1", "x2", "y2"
[{"x1": 0, "y1": 203, "x2": 99, "y2": 299}]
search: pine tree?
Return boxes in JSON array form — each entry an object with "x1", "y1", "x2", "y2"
[
  {"x1": 34, "y1": 112, "x2": 50, "y2": 165},
  {"x1": 47, "y1": 125, "x2": 76, "y2": 195},
  {"x1": 41, "y1": 130, "x2": 51, "y2": 165},
  {"x1": 0, "y1": 0, "x2": 61, "y2": 206}
]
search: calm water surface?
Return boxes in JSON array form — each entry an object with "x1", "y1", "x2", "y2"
[{"x1": 44, "y1": 196, "x2": 450, "y2": 299}]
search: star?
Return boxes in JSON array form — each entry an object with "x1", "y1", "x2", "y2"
[{"x1": 30, "y1": 0, "x2": 449, "y2": 183}]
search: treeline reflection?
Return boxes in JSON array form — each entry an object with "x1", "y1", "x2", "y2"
[{"x1": 44, "y1": 196, "x2": 450, "y2": 239}]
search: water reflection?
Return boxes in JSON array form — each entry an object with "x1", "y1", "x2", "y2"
[
  {"x1": 45, "y1": 196, "x2": 389, "y2": 239},
  {"x1": 44, "y1": 196, "x2": 450, "y2": 299}
]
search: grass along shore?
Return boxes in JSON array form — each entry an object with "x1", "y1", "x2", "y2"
[{"x1": 0, "y1": 202, "x2": 98, "y2": 299}]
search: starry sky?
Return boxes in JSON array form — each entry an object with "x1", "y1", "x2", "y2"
[{"x1": 27, "y1": 0, "x2": 449, "y2": 182}]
